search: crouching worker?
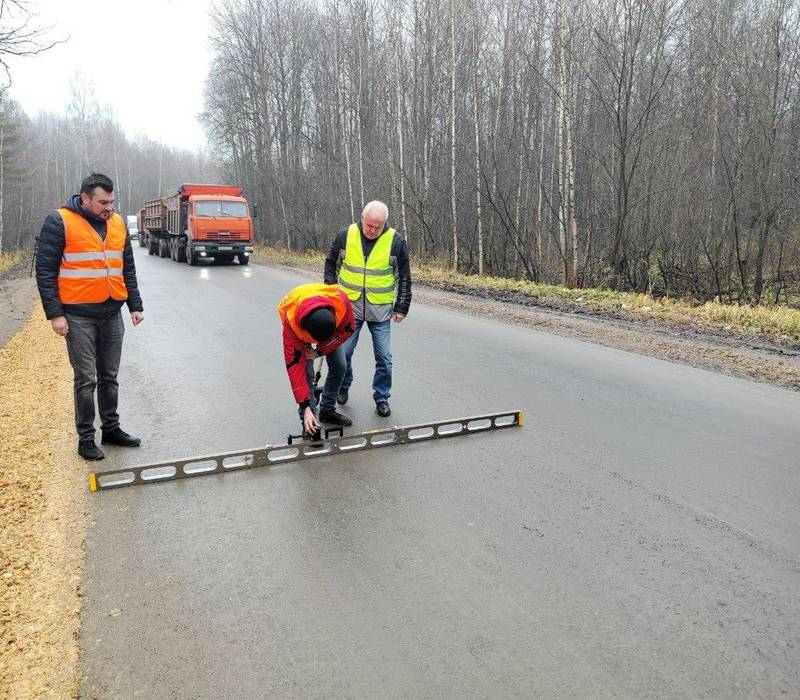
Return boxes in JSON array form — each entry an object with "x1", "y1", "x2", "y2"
[{"x1": 278, "y1": 283, "x2": 355, "y2": 437}]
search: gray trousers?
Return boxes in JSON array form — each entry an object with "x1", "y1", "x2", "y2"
[{"x1": 64, "y1": 311, "x2": 124, "y2": 441}]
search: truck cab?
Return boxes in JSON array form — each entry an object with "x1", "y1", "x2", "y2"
[
  {"x1": 186, "y1": 194, "x2": 253, "y2": 265},
  {"x1": 165, "y1": 184, "x2": 253, "y2": 266}
]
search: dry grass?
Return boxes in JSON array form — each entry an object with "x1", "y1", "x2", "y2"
[
  {"x1": 0, "y1": 306, "x2": 86, "y2": 699},
  {"x1": 253, "y1": 245, "x2": 800, "y2": 342},
  {"x1": 694, "y1": 301, "x2": 800, "y2": 340},
  {"x1": 0, "y1": 250, "x2": 24, "y2": 277},
  {"x1": 253, "y1": 244, "x2": 325, "y2": 268}
]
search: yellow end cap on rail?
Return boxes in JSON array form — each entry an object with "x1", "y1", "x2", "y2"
[
  {"x1": 518, "y1": 411, "x2": 525, "y2": 427},
  {"x1": 88, "y1": 472, "x2": 98, "y2": 493}
]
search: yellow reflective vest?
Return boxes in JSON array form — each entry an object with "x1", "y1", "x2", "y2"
[{"x1": 337, "y1": 223, "x2": 396, "y2": 306}]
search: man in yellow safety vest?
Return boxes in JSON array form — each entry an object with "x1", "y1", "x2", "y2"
[{"x1": 324, "y1": 200, "x2": 412, "y2": 418}]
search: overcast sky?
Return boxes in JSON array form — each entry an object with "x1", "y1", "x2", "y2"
[{"x1": 5, "y1": 0, "x2": 213, "y2": 152}]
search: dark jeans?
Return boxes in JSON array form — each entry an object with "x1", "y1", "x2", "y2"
[
  {"x1": 341, "y1": 318, "x2": 392, "y2": 401},
  {"x1": 64, "y1": 312, "x2": 125, "y2": 441},
  {"x1": 301, "y1": 344, "x2": 347, "y2": 417}
]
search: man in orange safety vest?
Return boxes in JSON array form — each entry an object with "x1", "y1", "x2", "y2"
[{"x1": 36, "y1": 173, "x2": 144, "y2": 461}]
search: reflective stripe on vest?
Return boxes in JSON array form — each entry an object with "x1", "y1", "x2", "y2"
[
  {"x1": 277, "y1": 283, "x2": 349, "y2": 344},
  {"x1": 62, "y1": 250, "x2": 123, "y2": 261},
  {"x1": 337, "y1": 224, "x2": 396, "y2": 304},
  {"x1": 58, "y1": 209, "x2": 128, "y2": 304}
]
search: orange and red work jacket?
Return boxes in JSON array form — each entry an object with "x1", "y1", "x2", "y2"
[
  {"x1": 277, "y1": 283, "x2": 354, "y2": 406},
  {"x1": 57, "y1": 209, "x2": 128, "y2": 304}
]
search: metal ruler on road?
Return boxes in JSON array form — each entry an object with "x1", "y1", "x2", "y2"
[{"x1": 89, "y1": 410, "x2": 524, "y2": 492}]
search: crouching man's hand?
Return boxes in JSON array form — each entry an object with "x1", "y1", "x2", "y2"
[{"x1": 303, "y1": 406, "x2": 320, "y2": 434}]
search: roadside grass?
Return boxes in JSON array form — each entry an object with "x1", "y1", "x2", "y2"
[
  {"x1": 0, "y1": 250, "x2": 24, "y2": 277},
  {"x1": 252, "y1": 245, "x2": 800, "y2": 343},
  {"x1": 253, "y1": 245, "x2": 325, "y2": 268}
]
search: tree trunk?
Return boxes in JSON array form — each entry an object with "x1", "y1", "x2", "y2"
[
  {"x1": 471, "y1": 0, "x2": 483, "y2": 276},
  {"x1": 536, "y1": 108, "x2": 545, "y2": 276},
  {"x1": 395, "y1": 52, "x2": 408, "y2": 241},
  {"x1": 386, "y1": 81, "x2": 398, "y2": 218},
  {"x1": 356, "y1": 43, "x2": 365, "y2": 211},
  {"x1": 331, "y1": 0, "x2": 353, "y2": 223},
  {"x1": 449, "y1": 0, "x2": 458, "y2": 271},
  {"x1": 556, "y1": 18, "x2": 568, "y2": 287},
  {"x1": 558, "y1": 0, "x2": 578, "y2": 287},
  {"x1": 15, "y1": 173, "x2": 24, "y2": 248},
  {"x1": 513, "y1": 99, "x2": 529, "y2": 278}
]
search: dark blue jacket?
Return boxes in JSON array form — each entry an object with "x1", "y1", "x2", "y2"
[{"x1": 35, "y1": 195, "x2": 143, "y2": 319}]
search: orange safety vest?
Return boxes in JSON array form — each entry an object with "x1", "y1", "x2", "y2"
[
  {"x1": 57, "y1": 209, "x2": 128, "y2": 304},
  {"x1": 277, "y1": 283, "x2": 349, "y2": 344}
]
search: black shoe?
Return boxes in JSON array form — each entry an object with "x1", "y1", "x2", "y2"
[
  {"x1": 78, "y1": 440, "x2": 105, "y2": 461},
  {"x1": 376, "y1": 400, "x2": 391, "y2": 417},
  {"x1": 101, "y1": 427, "x2": 141, "y2": 447},
  {"x1": 318, "y1": 409, "x2": 353, "y2": 427},
  {"x1": 336, "y1": 387, "x2": 349, "y2": 405}
]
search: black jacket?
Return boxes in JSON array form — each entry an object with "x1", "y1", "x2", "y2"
[
  {"x1": 36, "y1": 195, "x2": 143, "y2": 320},
  {"x1": 323, "y1": 223, "x2": 412, "y2": 316}
]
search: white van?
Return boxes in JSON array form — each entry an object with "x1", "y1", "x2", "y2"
[{"x1": 126, "y1": 214, "x2": 139, "y2": 240}]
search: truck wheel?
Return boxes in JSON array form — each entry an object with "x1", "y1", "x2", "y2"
[
  {"x1": 159, "y1": 240, "x2": 169, "y2": 258},
  {"x1": 238, "y1": 254, "x2": 250, "y2": 266},
  {"x1": 187, "y1": 247, "x2": 197, "y2": 266},
  {"x1": 177, "y1": 240, "x2": 187, "y2": 263},
  {"x1": 148, "y1": 239, "x2": 157, "y2": 256}
]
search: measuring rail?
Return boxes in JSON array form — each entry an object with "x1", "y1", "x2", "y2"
[{"x1": 89, "y1": 410, "x2": 523, "y2": 492}]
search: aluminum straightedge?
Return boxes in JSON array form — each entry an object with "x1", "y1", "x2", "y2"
[{"x1": 88, "y1": 410, "x2": 524, "y2": 492}]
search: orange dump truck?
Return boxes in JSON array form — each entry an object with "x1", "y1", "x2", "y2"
[{"x1": 138, "y1": 184, "x2": 254, "y2": 266}]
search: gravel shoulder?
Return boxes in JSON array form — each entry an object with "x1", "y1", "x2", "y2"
[{"x1": 0, "y1": 293, "x2": 85, "y2": 699}]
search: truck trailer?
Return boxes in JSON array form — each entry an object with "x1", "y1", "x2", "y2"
[{"x1": 138, "y1": 184, "x2": 254, "y2": 265}]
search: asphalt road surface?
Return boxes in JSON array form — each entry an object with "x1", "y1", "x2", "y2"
[{"x1": 79, "y1": 248, "x2": 800, "y2": 698}]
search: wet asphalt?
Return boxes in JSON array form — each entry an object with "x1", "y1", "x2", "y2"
[{"x1": 79, "y1": 247, "x2": 800, "y2": 698}]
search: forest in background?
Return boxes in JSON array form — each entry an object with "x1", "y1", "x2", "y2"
[
  {"x1": 0, "y1": 0, "x2": 215, "y2": 256},
  {"x1": 0, "y1": 0, "x2": 797, "y2": 307},
  {"x1": 0, "y1": 78, "x2": 215, "y2": 257},
  {"x1": 203, "y1": 0, "x2": 800, "y2": 304}
]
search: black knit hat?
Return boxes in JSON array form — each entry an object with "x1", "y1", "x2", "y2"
[{"x1": 303, "y1": 307, "x2": 336, "y2": 342}]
